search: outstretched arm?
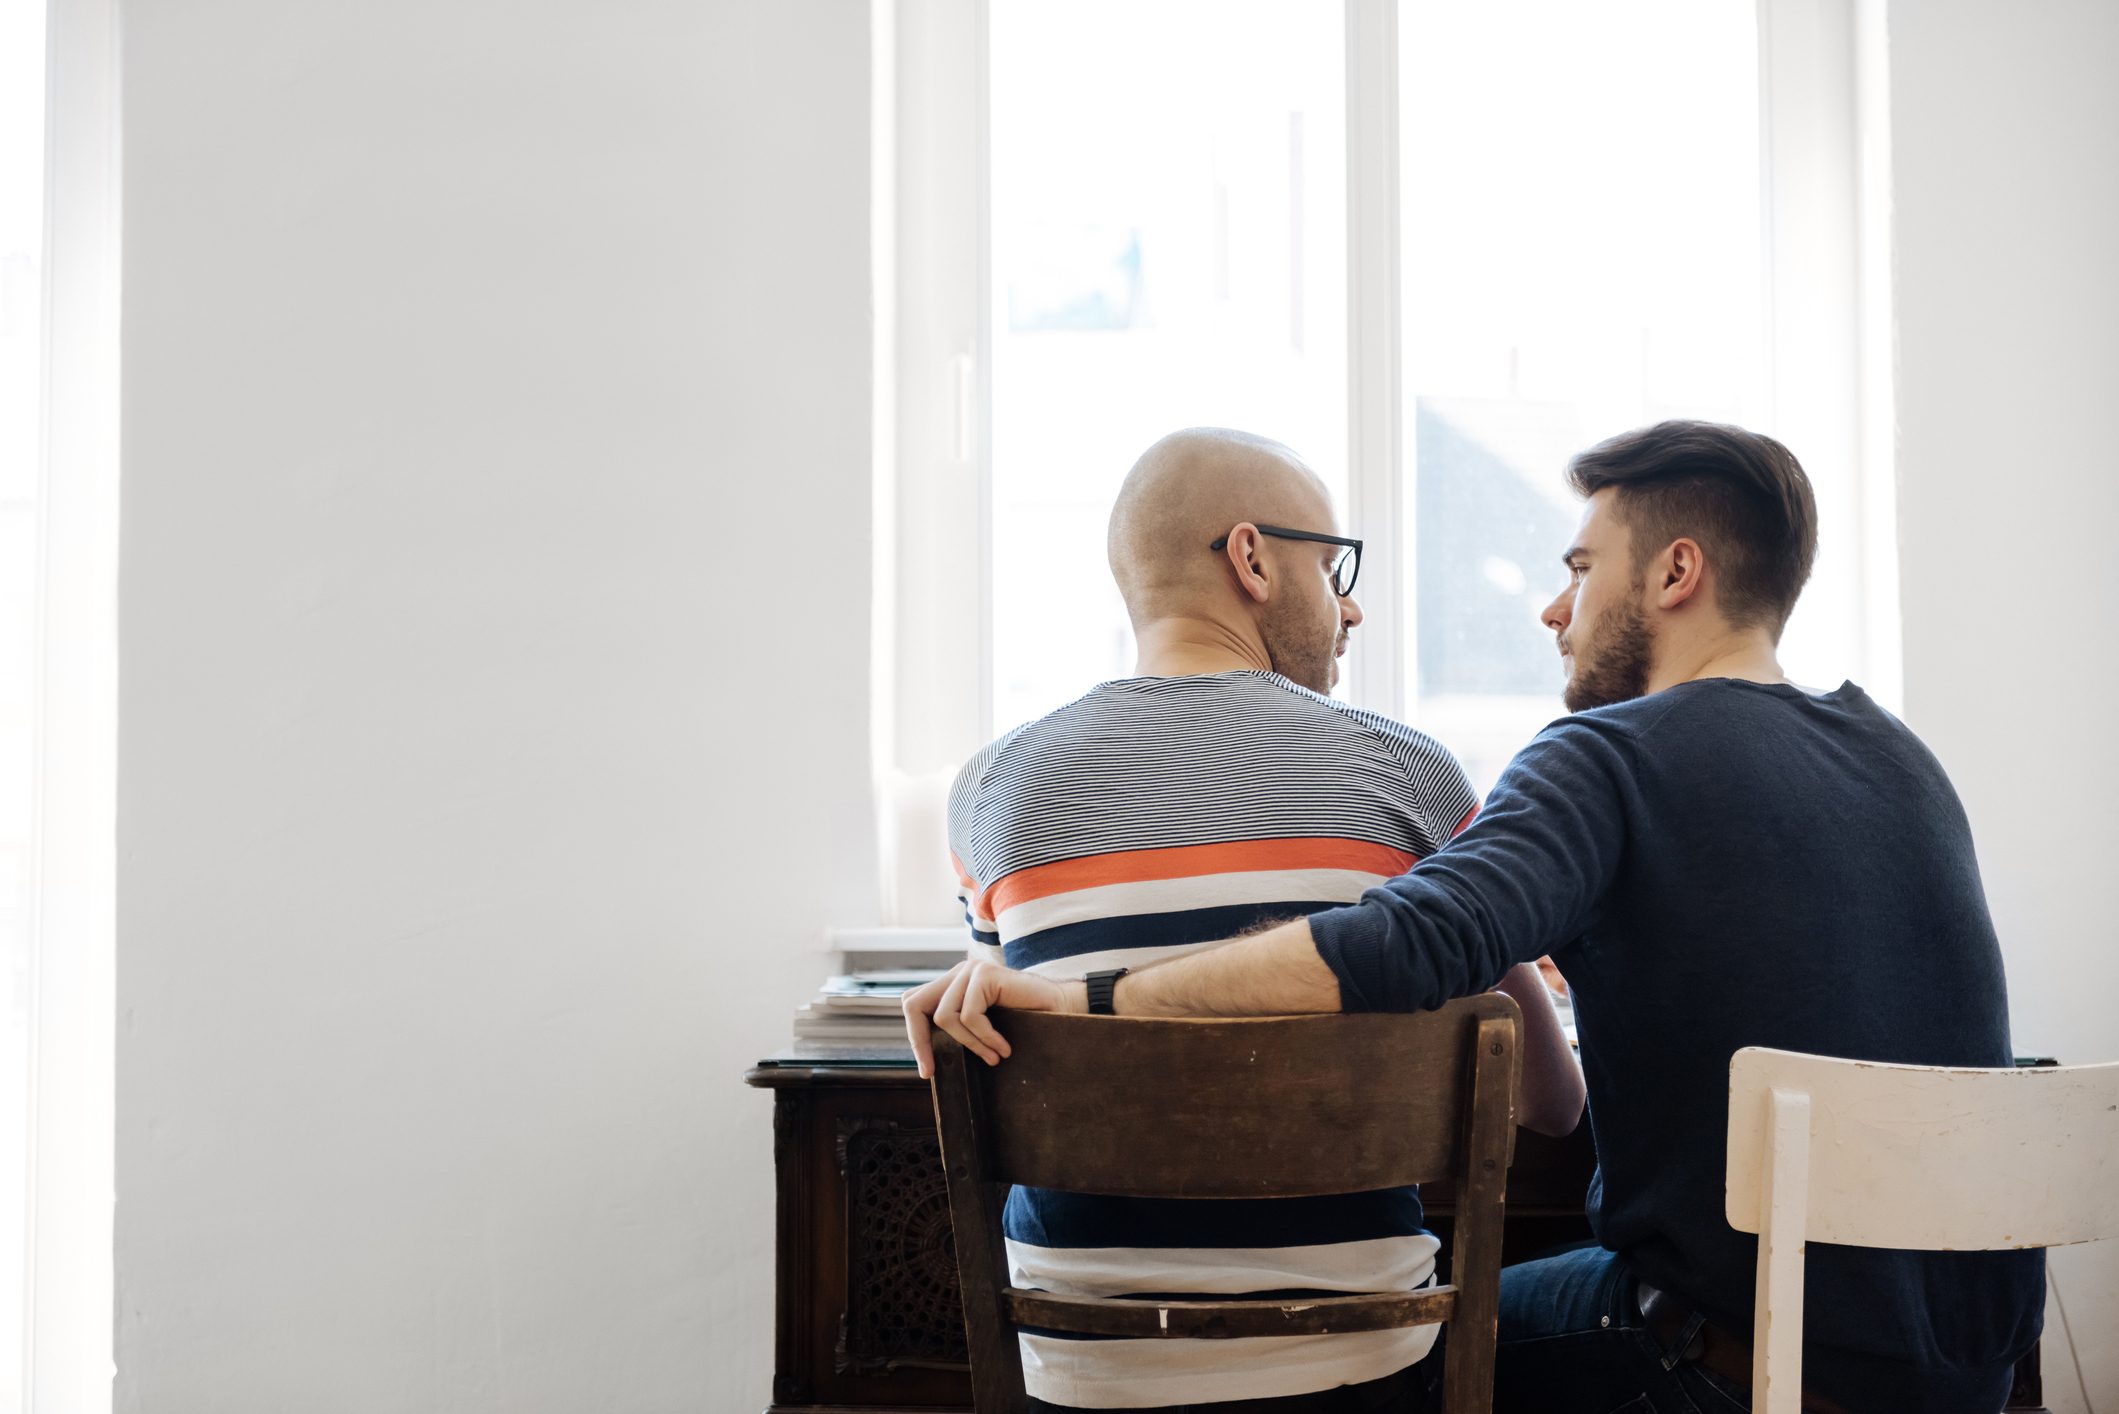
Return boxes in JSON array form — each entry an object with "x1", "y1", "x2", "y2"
[
  {"x1": 904, "y1": 931, "x2": 1585, "y2": 1140},
  {"x1": 1493, "y1": 961, "x2": 1584, "y2": 1136},
  {"x1": 1104, "y1": 939, "x2": 1584, "y2": 1137},
  {"x1": 901, "y1": 919, "x2": 1335, "y2": 1078}
]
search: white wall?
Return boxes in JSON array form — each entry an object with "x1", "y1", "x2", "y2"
[
  {"x1": 1891, "y1": 1, "x2": 2119, "y2": 1408},
  {"x1": 115, "y1": 2, "x2": 875, "y2": 1410}
]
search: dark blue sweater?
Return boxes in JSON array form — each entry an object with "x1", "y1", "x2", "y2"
[{"x1": 1310, "y1": 679, "x2": 2043, "y2": 1412}]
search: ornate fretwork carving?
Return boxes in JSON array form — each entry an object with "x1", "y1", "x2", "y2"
[{"x1": 834, "y1": 1117, "x2": 970, "y2": 1375}]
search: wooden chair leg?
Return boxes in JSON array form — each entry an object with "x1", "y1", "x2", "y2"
[
  {"x1": 1442, "y1": 1013, "x2": 1516, "y2": 1414},
  {"x1": 931, "y1": 1042, "x2": 1029, "y2": 1414}
]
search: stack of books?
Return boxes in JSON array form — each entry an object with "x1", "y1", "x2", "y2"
[
  {"x1": 791, "y1": 971, "x2": 945, "y2": 1046},
  {"x1": 765, "y1": 931, "x2": 966, "y2": 1065}
]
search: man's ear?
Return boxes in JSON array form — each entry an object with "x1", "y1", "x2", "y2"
[
  {"x1": 1224, "y1": 524, "x2": 1273, "y2": 605},
  {"x1": 1655, "y1": 537, "x2": 1708, "y2": 611}
]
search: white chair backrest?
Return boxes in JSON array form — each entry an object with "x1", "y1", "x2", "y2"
[
  {"x1": 1727, "y1": 1047, "x2": 2119, "y2": 1251},
  {"x1": 1724, "y1": 1047, "x2": 2119, "y2": 1414}
]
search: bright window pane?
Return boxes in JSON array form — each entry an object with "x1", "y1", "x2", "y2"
[
  {"x1": 989, "y1": 0, "x2": 1347, "y2": 733},
  {"x1": 0, "y1": 0, "x2": 47, "y2": 1390},
  {"x1": 1400, "y1": 0, "x2": 1762, "y2": 788}
]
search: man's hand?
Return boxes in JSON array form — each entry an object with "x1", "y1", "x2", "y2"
[
  {"x1": 902, "y1": 960, "x2": 1085, "y2": 1079},
  {"x1": 904, "y1": 921, "x2": 1339, "y2": 1079}
]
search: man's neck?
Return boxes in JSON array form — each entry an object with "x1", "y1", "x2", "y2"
[
  {"x1": 1646, "y1": 626, "x2": 1786, "y2": 697},
  {"x1": 1132, "y1": 617, "x2": 1273, "y2": 678}
]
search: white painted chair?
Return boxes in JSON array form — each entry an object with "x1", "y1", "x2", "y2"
[{"x1": 1725, "y1": 1047, "x2": 2119, "y2": 1414}]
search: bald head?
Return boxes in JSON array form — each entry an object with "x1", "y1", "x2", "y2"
[{"x1": 1107, "y1": 427, "x2": 1336, "y2": 619}]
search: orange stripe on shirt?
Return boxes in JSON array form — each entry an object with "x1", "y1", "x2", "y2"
[{"x1": 979, "y1": 837, "x2": 1420, "y2": 919}]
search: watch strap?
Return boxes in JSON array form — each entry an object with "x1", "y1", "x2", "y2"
[{"x1": 1084, "y1": 967, "x2": 1130, "y2": 1016}]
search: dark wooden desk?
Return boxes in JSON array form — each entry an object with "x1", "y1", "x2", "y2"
[{"x1": 746, "y1": 1057, "x2": 2043, "y2": 1413}]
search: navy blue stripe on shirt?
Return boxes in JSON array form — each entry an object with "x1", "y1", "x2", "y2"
[
  {"x1": 1005, "y1": 1187, "x2": 1426, "y2": 1251},
  {"x1": 1003, "y1": 900, "x2": 1340, "y2": 971}
]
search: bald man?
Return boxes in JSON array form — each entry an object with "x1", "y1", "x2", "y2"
[
  {"x1": 938, "y1": 429, "x2": 1583, "y2": 1413},
  {"x1": 1106, "y1": 427, "x2": 1363, "y2": 696}
]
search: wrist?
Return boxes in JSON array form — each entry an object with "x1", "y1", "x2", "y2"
[
  {"x1": 1058, "y1": 979, "x2": 1091, "y2": 1016},
  {"x1": 1083, "y1": 966, "x2": 1131, "y2": 1016}
]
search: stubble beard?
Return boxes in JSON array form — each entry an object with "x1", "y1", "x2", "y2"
[
  {"x1": 1562, "y1": 593, "x2": 1656, "y2": 713},
  {"x1": 1261, "y1": 594, "x2": 1338, "y2": 696}
]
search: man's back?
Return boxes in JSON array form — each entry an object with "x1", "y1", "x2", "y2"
[
  {"x1": 1313, "y1": 678, "x2": 2044, "y2": 1411},
  {"x1": 949, "y1": 670, "x2": 1477, "y2": 1409},
  {"x1": 1581, "y1": 680, "x2": 2040, "y2": 1404}
]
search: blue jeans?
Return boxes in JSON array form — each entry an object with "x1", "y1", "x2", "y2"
[{"x1": 1495, "y1": 1246, "x2": 1750, "y2": 1414}]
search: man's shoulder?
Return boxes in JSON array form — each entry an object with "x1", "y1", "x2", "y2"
[
  {"x1": 1531, "y1": 679, "x2": 1919, "y2": 795},
  {"x1": 1310, "y1": 692, "x2": 1469, "y2": 773},
  {"x1": 1248, "y1": 679, "x2": 1480, "y2": 832},
  {"x1": 1580, "y1": 677, "x2": 1889, "y2": 743},
  {"x1": 948, "y1": 684, "x2": 1116, "y2": 813},
  {"x1": 949, "y1": 716, "x2": 1037, "y2": 807},
  {"x1": 987, "y1": 671, "x2": 1349, "y2": 744},
  {"x1": 956, "y1": 671, "x2": 1469, "y2": 794}
]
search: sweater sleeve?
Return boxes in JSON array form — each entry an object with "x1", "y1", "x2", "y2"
[{"x1": 1309, "y1": 714, "x2": 1635, "y2": 1012}]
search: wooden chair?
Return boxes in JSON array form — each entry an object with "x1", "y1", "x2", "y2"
[
  {"x1": 928, "y1": 995, "x2": 1524, "y2": 1414},
  {"x1": 1725, "y1": 1047, "x2": 2119, "y2": 1414}
]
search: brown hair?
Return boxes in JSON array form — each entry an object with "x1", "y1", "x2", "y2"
[{"x1": 1566, "y1": 420, "x2": 1819, "y2": 635}]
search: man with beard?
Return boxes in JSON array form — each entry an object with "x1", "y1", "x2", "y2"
[
  {"x1": 939, "y1": 426, "x2": 1585, "y2": 1413},
  {"x1": 908, "y1": 421, "x2": 2043, "y2": 1414}
]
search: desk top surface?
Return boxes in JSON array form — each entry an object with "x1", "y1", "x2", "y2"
[{"x1": 748, "y1": 1044, "x2": 922, "y2": 1088}]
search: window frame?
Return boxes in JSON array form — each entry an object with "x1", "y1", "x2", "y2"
[
  {"x1": 873, "y1": 0, "x2": 1897, "y2": 920},
  {"x1": 11, "y1": 0, "x2": 122, "y2": 1403}
]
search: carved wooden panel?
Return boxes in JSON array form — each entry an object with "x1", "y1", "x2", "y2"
[{"x1": 837, "y1": 1117, "x2": 971, "y2": 1375}]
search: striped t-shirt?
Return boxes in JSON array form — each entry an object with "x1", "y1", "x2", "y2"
[{"x1": 947, "y1": 670, "x2": 1480, "y2": 1409}]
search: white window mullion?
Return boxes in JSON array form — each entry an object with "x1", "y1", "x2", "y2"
[
  {"x1": 876, "y1": 0, "x2": 991, "y2": 927},
  {"x1": 1345, "y1": 0, "x2": 1407, "y2": 720},
  {"x1": 1851, "y1": 0, "x2": 1901, "y2": 711},
  {"x1": 1756, "y1": 0, "x2": 1886, "y2": 701},
  {"x1": 23, "y1": 0, "x2": 121, "y2": 1404}
]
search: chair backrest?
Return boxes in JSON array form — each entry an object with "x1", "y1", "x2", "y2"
[
  {"x1": 1724, "y1": 1046, "x2": 2119, "y2": 1414},
  {"x1": 930, "y1": 995, "x2": 1523, "y2": 1414},
  {"x1": 1727, "y1": 1047, "x2": 2119, "y2": 1251}
]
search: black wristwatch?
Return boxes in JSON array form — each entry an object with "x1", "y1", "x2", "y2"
[{"x1": 1084, "y1": 968, "x2": 1130, "y2": 1016}]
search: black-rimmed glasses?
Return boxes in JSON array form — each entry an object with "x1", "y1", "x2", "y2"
[{"x1": 1209, "y1": 524, "x2": 1364, "y2": 597}]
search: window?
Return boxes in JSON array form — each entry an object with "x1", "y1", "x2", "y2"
[
  {"x1": 876, "y1": 0, "x2": 1895, "y2": 917},
  {"x1": 1, "y1": 0, "x2": 50, "y2": 1389},
  {"x1": 3, "y1": 0, "x2": 120, "y2": 1403},
  {"x1": 988, "y1": 0, "x2": 1348, "y2": 733},
  {"x1": 1398, "y1": 0, "x2": 1770, "y2": 786}
]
